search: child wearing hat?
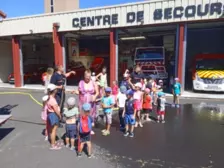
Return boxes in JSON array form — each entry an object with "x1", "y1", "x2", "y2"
[
  {"x1": 116, "y1": 85, "x2": 127, "y2": 131},
  {"x1": 46, "y1": 84, "x2": 62, "y2": 150},
  {"x1": 101, "y1": 87, "x2": 114, "y2": 136},
  {"x1": 123, "y1": 90, "x2": 137, "y2": 138},
  {"x1": 133, "y1": 82, "x2": 143, "y2": 128},
  {"x1": 77, "y1": 103, "x2": 94, "y2": 158},
  {"x1": 63, "y1": 97, "x2": 79, "y2": 151},
  {"x1": 172, "y1": 78, "x2": 181, "y2": 108},
  {"x1": 157, "y1": 92, "x2": 166, "y2": 123}
]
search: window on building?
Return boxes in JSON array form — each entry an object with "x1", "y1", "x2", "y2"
[
  {"x1": 50, "y1": 0, "x2": 54, "y2": 13},
  {"x1": 51, "y1": 6, "x2": 54, "y2": 13}
]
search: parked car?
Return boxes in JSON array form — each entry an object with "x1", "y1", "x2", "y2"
[
  {"x1": 8, "y1": 65, "x2": 47, "y2": 84},
  {"x1": 41, "y1": 57, "x2": 105, "y2": 85}
]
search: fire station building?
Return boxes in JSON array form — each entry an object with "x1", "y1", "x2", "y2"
[{"x1": 0, "y1": 0, "x2": 223, "y2": 92}]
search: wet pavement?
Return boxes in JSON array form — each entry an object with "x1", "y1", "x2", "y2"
[
  {"x1": 94, "y1": 104, "x2": 224, "y2": 168},
  {"x1": 0, "y1": 89, "x2": 224, "y2": 168}
]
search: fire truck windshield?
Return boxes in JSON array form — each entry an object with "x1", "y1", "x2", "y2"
[
  {"x1": 196, "y1": 59, "x2": 224, "y2": 70},
  {"x1": 135, "y1": 48, "x2": 163, "y2": 60}
]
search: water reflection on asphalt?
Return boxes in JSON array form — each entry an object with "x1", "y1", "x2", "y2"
[
  {"x1": 92, "y1": 103, "x2": 224, "y2": 168},
  {"x1": 192, "y1": 103, "x2": 224, "y2": 121}
]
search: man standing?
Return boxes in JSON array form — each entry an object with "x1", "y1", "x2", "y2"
[{"x1": 50, "y1": 65, "x2": 76, "y2": 113}]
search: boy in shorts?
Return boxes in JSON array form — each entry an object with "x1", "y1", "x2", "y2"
[
  {"x1": 123, "y1": 90, "x2": 137, "y2": 138},
  {"x1": 101, "y1": 87, "x2": 114, "y2": 136},
  {"x1": 172, "y1": 78, "x2": 181, "y2": 108},
  {"x1": 63, "y1": 97, "x2": 79, "y2": 150},
  {"x1": 77, "y1": 103, "x2": 94, "y2": 158}
]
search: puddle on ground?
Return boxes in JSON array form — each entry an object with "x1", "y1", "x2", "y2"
[{"x1": 191, "y1": 102, "x2": 224, "y2": 121}]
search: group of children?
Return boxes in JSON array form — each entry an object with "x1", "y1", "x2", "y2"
[
  {"x1": 114, "y1": 74, "x2": 182, "y2": 136},
  {"x1": 42, "y1": 93, "x2": 94, "y2": 157},
  {"x1": 41, "y1": 67, "x2": 182, "y2": 157}
]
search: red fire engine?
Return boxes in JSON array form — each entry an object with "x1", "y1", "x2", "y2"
[{"x1": 134, "y1": 47, "x2": 168, "y2": 80}]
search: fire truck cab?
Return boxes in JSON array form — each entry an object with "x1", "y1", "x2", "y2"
[
  {"x1": 134, "y1": 47, "x2": 168, "y2": 80},
  {"x1": 192, "y1": 54, "x2": 224, "y2": 92}
]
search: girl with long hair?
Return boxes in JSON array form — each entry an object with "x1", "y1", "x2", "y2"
[
  {"x1": 43, "y1": 67, "x2": 54, "y2": 94},
  {"x1": 46, "y1": 84, "x2": 62, "y2": 150}
]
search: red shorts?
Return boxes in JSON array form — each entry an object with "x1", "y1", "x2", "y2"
[{"x1": 157, "y1": 111, "x2": 165, "y2": 115}]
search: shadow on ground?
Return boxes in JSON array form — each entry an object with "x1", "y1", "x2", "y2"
[
  {"x1": 0, "y1": 128, "x2": 14, "y2": 141},
  {"x1": 0, "y1": 104, "x2": 18, "y2": 115},
  {"x1": 9, "y1": 119, "x2": 44, "y2": 126}
]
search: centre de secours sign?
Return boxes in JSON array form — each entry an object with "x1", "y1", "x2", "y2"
[{"x1": 72, "y1": 2, "x2": 223, "y2": 28}]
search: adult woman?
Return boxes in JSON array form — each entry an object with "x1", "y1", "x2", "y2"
[
  {"x1": 46, "y1": 84, "x2": 61, "y2": 150},
  {"x1": 78, "y1": 70, "x2": 99, "y2": 124},
  {"x1": 43, "y1": 67, "x2": 54, "y2": 94}
]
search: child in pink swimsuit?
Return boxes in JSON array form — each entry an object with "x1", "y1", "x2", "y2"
[
  {"x1": 112, "y1": 81, "x2": 119, "y2": 106},
  {"x1": 133, "y1": 82, "x2": 143, "y2": 128}
]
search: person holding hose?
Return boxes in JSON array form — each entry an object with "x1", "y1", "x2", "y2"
[{"x1": 50, "y1": 65, "x2": 76, "y2": 123}]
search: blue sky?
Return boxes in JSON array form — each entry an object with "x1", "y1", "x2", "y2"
[{"x1": 1, "y1": 0, "x2": 141, "y2": 18}]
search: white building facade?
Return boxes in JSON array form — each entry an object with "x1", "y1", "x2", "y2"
[{"x1": 0, "y1": 0, "x2": 223, "y2": 87}]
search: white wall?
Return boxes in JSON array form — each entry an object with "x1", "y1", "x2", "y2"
[
  {"x1": 0, "y1": 41, "x2": 13, "y2": 83},
  {"x1": 0, "y1": 0, "x2": 223, "y2": 36}
]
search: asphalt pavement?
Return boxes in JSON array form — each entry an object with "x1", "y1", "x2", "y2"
[{"x1": 0, "y1": 88, "x2": 224, "y2": 168}]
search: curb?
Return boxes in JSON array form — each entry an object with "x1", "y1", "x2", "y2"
[
  {"x1": 0, "y1": 86, "x2": 74, "y2": 93},
  {"x1": 176, "y1": 95, "x2": 224, "y2": 100},
  {"x1": 0, "y1": 86, "x2": 224, "y2": 100}
]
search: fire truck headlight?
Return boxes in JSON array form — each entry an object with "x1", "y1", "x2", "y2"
[
  {"x1": 196, "y1": 73, "x2": 203, "y2": 82},
  {"x1": 195, "y1": 82, "x2": 200, "y2": 87}
]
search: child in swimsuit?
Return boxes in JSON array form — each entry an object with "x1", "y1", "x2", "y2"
[
  {"x1": 96, "y1": 67, "x2": 108, "y2": 93},
  {"x1": 133, "y1": 82, "x2": 143, "y2": 128}
]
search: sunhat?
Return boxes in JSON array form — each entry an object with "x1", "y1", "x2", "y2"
[
  {"x1": 82, "y1": 103, "x2": 91, "y2": 111},
  {"x1": 120, "y1": 85, "x2": 127, "y2": 93},
  {"x1": 126, "y1": 89, "x2": 134, "y2": 96},
  {"x1": 105, "y1": 87, "x2": 112, "y2": 92},
  {"x1": 67, "y1": 97, "x2": 76, "y2": 107},
  {"x1": 47, "y1": 84, "x2": 57, "y2": 91},
  {"x1": 42, "y1": 95, "x2": 49, "y2": 102},
  {"x1": 135, "y1": 82, "x2": 142, "y2": 88}
]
